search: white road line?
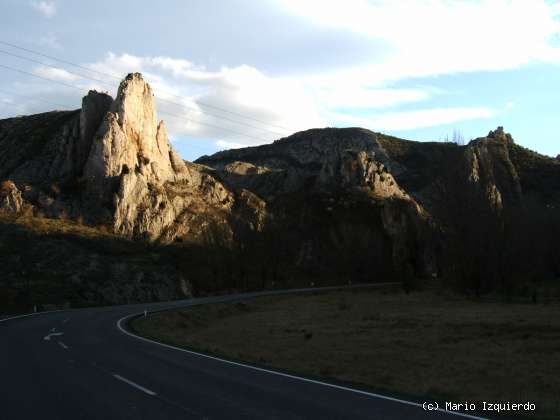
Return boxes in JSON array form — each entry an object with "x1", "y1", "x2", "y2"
[
  {"x1": 43, "y1": 332, "x2": 64, "y2": 341},
  {"x1": 58, "y1": 341, "x2": 69, "y2": 350},
  {"x1": 113, "y1": 374, "x2": 157, "y2": 396},
  {"x1": 0, "y1": 310, "x2": 66, "y2": 323},
  {"x1": 116, "y1": 313, "x2": 486, "y2": 420}
]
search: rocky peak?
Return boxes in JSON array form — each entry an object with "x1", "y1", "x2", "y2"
[
  {"x1": 0, "y1": 180, "x2": 24, "y2": 213},
  {"x1": 337, "y1": 150, "x2": 411, "y2": 201},
  {"x1": 487, "y1": 126, "x2": 514, "y2": 144},
  {"x1": 84, "y1": 73, "x2": 176, "y2": 186},
  {"x1": 79, "y1": 90, "x2": 113, "y2": 171},
  {"x1": 74, "y1": 73, "x2": 243, "y2": 241},
  {"x1": 465, "y1": 126, "x2": 522, "y2": 210},
  {"x1": 112, "y1": 73, "x2": 159, "y2": 156}
]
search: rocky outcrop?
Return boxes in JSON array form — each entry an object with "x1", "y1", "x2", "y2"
[
  {"x1": 84, "y1": 74, "x2": 176, "y2": 186},
  {"x1": 198, "y1": 127, "x2": 432, "y2": 276},
  {"x1": 1, "y1": 72, "x2": 558, "y2": 294},
  {"x1": 198, "y1": 128, "x2": 408, "y2": 197},
  {"x1": 464, "y1": 127, "x2": 522, "y2": 211},
  {"x1": 198, "y1": 125, "x2": 560, "y2": 279},
  {"x1": 80, "y1": 73, "x2": 254, "y2": 241},
  {"x1": 0, "y1": 73, "x2": 263, "y2": 243},
  {"x1": 79, "y1": 91, "x2": 113, "y2": 171},
  {"x1": 0, "y1": 181, "x2": 24, "y2": 213},
  {"x1": 0, "y1": 110, "x2": 81, "y2": 185}
]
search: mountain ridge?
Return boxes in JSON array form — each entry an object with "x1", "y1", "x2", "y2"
[{"x1": 1, "y1": 73, "x2": 558, "y2": 309}]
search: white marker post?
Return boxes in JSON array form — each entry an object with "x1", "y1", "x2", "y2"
[{"x1": 144, "y1": 309, "x2": 147, "y2": 318}]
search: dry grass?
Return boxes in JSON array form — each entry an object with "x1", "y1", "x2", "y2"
[
  {"x1": 0, "y1": 213, "x2": 114, "y2": 238},
  {"x1": 133, "y1": 290, "x2": 560, "y2": 419}
]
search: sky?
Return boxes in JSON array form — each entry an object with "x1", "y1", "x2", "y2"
[{"x1": 0, "y1": 0, "x2": 559, "y2": 161}]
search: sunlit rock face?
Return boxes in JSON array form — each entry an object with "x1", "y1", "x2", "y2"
[
  {"x1": 1, "y1": 70, "x2": 558, "y2": 283},
  {"x1": 0, "y1": 180, "x2": 24, "y2": 214},
  {"x1": 198, "y1": 124, "x2": 560, "y2": 278},
  {"x1": 197, "y1": 127, "x2": 433, "y2": 276},
  {"x1": 0, "y1": 73, "x2": 263, "y2": 242},
  {"x1": 80, "y1": 73, "x2": 255, "y2": 241},
  {"x1": 464, "y1": 126, "x2": 523, "y2": 211},
  {"x1": 84, "y1": 73, "x2": 175, "y2": 185}
]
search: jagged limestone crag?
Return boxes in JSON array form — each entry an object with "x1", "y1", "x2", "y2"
[
  {"x1": 198, "y1": 126, "x2": 560, "y2": 278},
  {"x1": 0, "y1": 73, "x2": 265, "y2": 306},
  {"x1": 198, "y1": 128, "x2": 434, "y2": 276},
  {"x1": 1, "y1": 72, "x2": 559, "y2": 301},
  {"x1": 0, "y1": 73, "x2": 262, "y2": 243},
  {"x1": 0, "y1": 180, "x2": 24, "y2": 213},
  {"x1": 81, "y1": 73, "x2": 246, "y2": 241},
  {"x1": 464, "y1": 127, "x2": 523, "y2": 211}
]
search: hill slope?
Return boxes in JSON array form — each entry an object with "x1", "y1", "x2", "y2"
[{"x1": 1, "y1": 73, "x2": 559, "y2": 311}]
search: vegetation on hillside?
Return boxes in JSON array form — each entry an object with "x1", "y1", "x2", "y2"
[
  {"x1": 2, "y1": 124, "x2": 559, "y2": 313},
  {"x1": 0, "y1": 214, "x2": 184, "y2": 314}
]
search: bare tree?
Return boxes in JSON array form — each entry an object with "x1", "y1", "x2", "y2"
[
  {"x1": 442, "y1": 129, "x2": 465, "y2": 145},
  {"x1": 453, "y1": 129, "x2": 465, "y2": 146}
]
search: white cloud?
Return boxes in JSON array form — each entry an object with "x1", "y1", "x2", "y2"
[
  {"x1": 334, "y1": 107, "x2": 497, "y2": 131},
  {"x1": 38, "y1": 33, "x2": 62, "y2": 50},
  {"x1": 0, "y1": 81, "x2": 81, "y2": 119},
  {"x1": 31, "y1": 1, "x2": 57, "y2": 18},
  {"x1": 79, "y1": 52, "x2": 449, "y2": 145},
  {"x1": 505, "y1": 101, "x2": 515, "y2": 110},
  {"x1": 216, "y1": 140, "x2": 248, "y2": 150},
  {"x1": 371, "y1": 107, "x2": 497, "y2": 131},
  {"x1": 85, "y1": 53, "x2": 328, "y2": 144},
  {"x1": 1, "y1": 49, "x2": 497, "y2": 151},
  {"x1": 280, "y1": 0, "x2": 560, "y2": 81},
  {"x1": 33, "y1": 66, "x2": 80, "y2": 83},
  {"x1": 0, "y1": 95, "x2": 15, "y2": 105},
  {"x1": 316, "y1": 87, "x2": 430, "y2": 109}
]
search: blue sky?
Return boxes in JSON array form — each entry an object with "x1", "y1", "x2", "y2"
[{"x1": 0, "y1": 0, "x2": 559, "y2": 161}]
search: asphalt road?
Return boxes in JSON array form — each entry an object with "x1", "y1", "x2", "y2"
[{"x1": 1, "y1": 288, "x2": 486, "y2": 420}]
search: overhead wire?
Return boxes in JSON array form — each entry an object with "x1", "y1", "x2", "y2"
[
  {"x1": 0, "y1": 87, "x2": 72, "y2": 110},
  {"x1": 0, "y1": 48, "x2": 287, "y2": 137},
  {"x1": 0, "y1": 62, "x2": 272, "y2": 143},
  {"x1": 0, "y1": 40, "x2": 294, "y2": 134}
]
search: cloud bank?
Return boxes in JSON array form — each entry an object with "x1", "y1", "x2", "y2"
[
  {"x1": 3, "y1": 0, "x2": 560, "y2": 154},
  {"x1": 31, "y1": 1, "x2": 56, "y2": 18}
]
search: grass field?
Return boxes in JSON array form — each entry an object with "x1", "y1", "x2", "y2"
[{"x1": 132, "y1": 289, "x2": 560, "y2": 419}]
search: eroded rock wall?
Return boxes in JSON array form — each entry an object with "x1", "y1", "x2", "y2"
[{"x1": 0, "y1": 73, "x2": 264, "y2": 244}]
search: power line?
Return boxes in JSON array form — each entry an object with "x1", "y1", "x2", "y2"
[
  {"x1": 0, "y1": 40, "x2": 120, "y2": 81},
  {"x1": 0, "y1": 40, "x2": 295, "y2": 133},
  {"x1": 0, "y1": 62, "x2": 270, "y2": 143},
  {"x1": 0, "y1": 48, "x2": 287, "y2": 137},
  {"x1": 0, "y1": 63, "x2": 85, "y2": 92},
  {"x1": 159, "y1": 97, "x2": 286, "y2": 137},
  {"x1": 0, "y1": 49, "x2": 116, "y2": 89},
  {"x1": 0, "y1": 88, "x2": 72, "y2": 109},
  {"x1": 0, "y1": 91, "x2": 217, "y2": 157},
  {"x1": 158, "y1": 108, "x2": 265, "y2": 142}
]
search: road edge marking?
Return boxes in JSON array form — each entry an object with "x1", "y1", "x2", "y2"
[
  {"x1": 113, "y1": 374, "x2": 157, "y2": 396},
  {"x1": 117, "y1": 313, "x2": 487, "y2": 420},
  {"x1": 0, "y1": 310, "x2": 66, "y2": 324}
]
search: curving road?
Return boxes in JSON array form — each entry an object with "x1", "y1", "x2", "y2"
[{"x1": 1, "y1": 288, "x2": 485, "y2": 420}]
